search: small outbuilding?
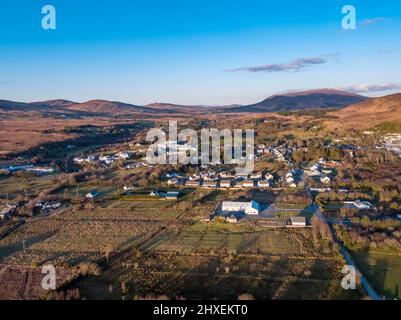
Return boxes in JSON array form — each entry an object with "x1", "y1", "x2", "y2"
[{"x1": 290, "y1": 216, "x2": 306, "y2": 227}]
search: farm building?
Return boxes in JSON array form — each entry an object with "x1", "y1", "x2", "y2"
[
  {"x1": 86, "y1": 191, "x2": 99, "y2": 199},
  {"x1": 343, "y1": 200, "x2": 374, "y2": 210},
  {"x1": 221, "y1": 201, "x2": 260, "y2": 215}
]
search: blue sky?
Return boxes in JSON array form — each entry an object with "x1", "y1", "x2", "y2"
[{"x1": 0, "y1": 0, "x2": 401, "y2": 105}]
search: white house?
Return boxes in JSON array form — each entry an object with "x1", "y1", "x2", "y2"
[
  {"x1": 86, "y1": 191, "x2": 99, "y2": 199},
  {"x1": 265, "y1": 173, "x2": 274, "y2": 181},
  {"x1": 290, "y1": 216, "x2": 306, "y2": 226},
  {"x1": 250, "y1": 172, "x2": 262, "y2": 179},
  {"x1": 117, "y1": 152, "x2": 132, "y2": 159},
  {"x1": 123, "y1": 185, "x2": 135, "y2": 191},
  {"x1": 343, "y1": 200, "x2": 374, "y2": 210},
  {"x1": 220, "y1": 171, "x2": 234, "y2": 179},
  {"x1": 202, "y1": 181, "x2": 218, "y2": 188},
  {"x1": 226, "y1": 215, "x2": 238, "y2": 223},
  {"x1": 320, "y1": 176, "x2": 331, "y2": 184},
  {"x1": 99, "y1": 155, "x2": 114, "y2": 165},
  {"x1": 257, "y1": 180, "x2": 270, "y2": 188},
  {"x1": 310, "y1": 164, "x2": 321, "y2": 171},
  {"x1": 73, "y1": 157, "x2": 85, "y2": 164},
  {"x1": 305, "y1": 169, "x2": 322, "y2": 177},
  {"x1": 0, "y1": 204, "x2": 17, "y2": 220},
  {"x1": 40, "y1": 202, "x2": 61, "y2": 210},
  {"x1": 150, "y1": 190, "x2": 167, "y2": 197},
  {"x1": 221, "y1": 201, "x2": 260, "y2": 215},
  {"x1": 167, "y1": 177, "x2": 183, "y2": 186},
  {"x1": 26, "y1": 167, "x2": 56, "y2": 174},
  {"x1": 242, "y1": 180, "x2": 254, "y2": 188},
  {"x1": 189, "y1": 173, "x2": 201, "y2": 181},
  {"x1": 286, "y1": 176, "x2": 294, "y2": 184},
  {"x1": 220, "y1": 179, "x2": 232, "y2": 188}
]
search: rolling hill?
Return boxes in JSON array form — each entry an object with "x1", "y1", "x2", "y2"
[
  {"x1": 326, "y1": 93, "x2": 401, "y2": 129},
  {"x1": 224, "y1": 89, "x2": 368, "y2": 113},
  {"x1": 63, "y1": 100, "x2": 152, "y2": 114},
  {"x1": 0, "y1": 99, "x2": 154, "y2": 115}
]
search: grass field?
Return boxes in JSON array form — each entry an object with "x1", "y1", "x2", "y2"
[
  {"x1": 334, "y1": 225, "x2": 401, "y2": 299},
  {"x1": 351, "y1": 251, "x2": 401, "y2": 299},
  {"x1": 0, "y1": 205, "x2": 182, "y2": 266},
  {"x1": 75, "y1": 220, "x2": 362, "y2": 300},
  {"x1": 0, "y1": 175, "x2": 57, "y2": 199}
]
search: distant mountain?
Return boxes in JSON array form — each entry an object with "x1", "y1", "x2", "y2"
[
  {"x1": 0, "y1": 99, "x2": 155, "y2": 116},
  {"x1": 146, "y1": 102, "x2": 242, "y2": 113},
  {"x1": 62, "y1": 100, "x2": 152, "y2": 114},
  {"x1": 224, "y1": 89, "x2": 369, "y2": 113},
  {"x1": 31, "y1": 99, "x2": 76, "y2": 108},
  {"x1": 327, "y1": 93, "x2": 401, "y2": 129},
  {"x1": 146, "y1": 102, "x2": 203, "y2": 113},
  {"x1": 0, "y1": 100, "x2": 36, "y2": 111}
]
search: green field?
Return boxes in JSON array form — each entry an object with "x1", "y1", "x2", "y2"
[{"x1": 352, "y1": 251, "x2": 401, "y2": 299}]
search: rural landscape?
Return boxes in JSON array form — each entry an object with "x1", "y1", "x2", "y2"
[{"x1": 1, "y1": 1, "x2": 401, "y2": 302}]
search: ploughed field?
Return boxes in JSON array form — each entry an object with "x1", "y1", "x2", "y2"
[
  {"x1": 75, "y1": 221, "x2": 361, "y2": 300},
  {"x1": 0, "y1": 194, "x2": 362, "y2": 300},
  {"x1": 0, "y1": 206, "x2": 183, "y2": 266}
]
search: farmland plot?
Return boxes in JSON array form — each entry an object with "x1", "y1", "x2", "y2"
[{"x1": 0, "y1": 206, "x2": 182, "y2": 266}]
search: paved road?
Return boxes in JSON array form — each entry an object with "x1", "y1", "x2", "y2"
[
  {"x1": 312, "y1": 204, "x2": 382, "y2": 300},
  {"x1": 303, "y1": 172, "x2": 383, "y2": 300},
  {"x1": 338, "y1": 244, "x2": 382, "y2": 300}
]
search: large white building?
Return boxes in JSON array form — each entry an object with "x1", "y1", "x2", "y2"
[{"x1": 221, "y1": 201, "x2": 260, "y2": 215}]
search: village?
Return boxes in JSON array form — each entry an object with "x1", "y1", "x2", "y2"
[
  {"x1": 0, "y1": 132, "x2": 396, "y2": 226},
  {"x1": 1, "y1": 118, "x2": 401, "y2": 300}
]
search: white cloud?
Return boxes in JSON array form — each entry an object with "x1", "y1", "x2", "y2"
[
  {"x1": 360, "y1": 17, "x2": 391, "y2": 26},
  {"x1": 226, "y1": 53, "x2": 339, "y2": 73},
  {"x1": 342, "y1": 83, "x2": 401, "y2": 93}
]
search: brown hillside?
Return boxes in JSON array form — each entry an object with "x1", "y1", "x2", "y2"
[
  {"x1": 326, "y1": 93, "x2": 401, "y2": 129},
  {"x1": 64, "y1": 100, "x2": 151, "y2": 114}
]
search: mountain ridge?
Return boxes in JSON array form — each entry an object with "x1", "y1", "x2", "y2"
[{"x1": 223, "y1": 89, "x2": 369, "y2": 113}]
